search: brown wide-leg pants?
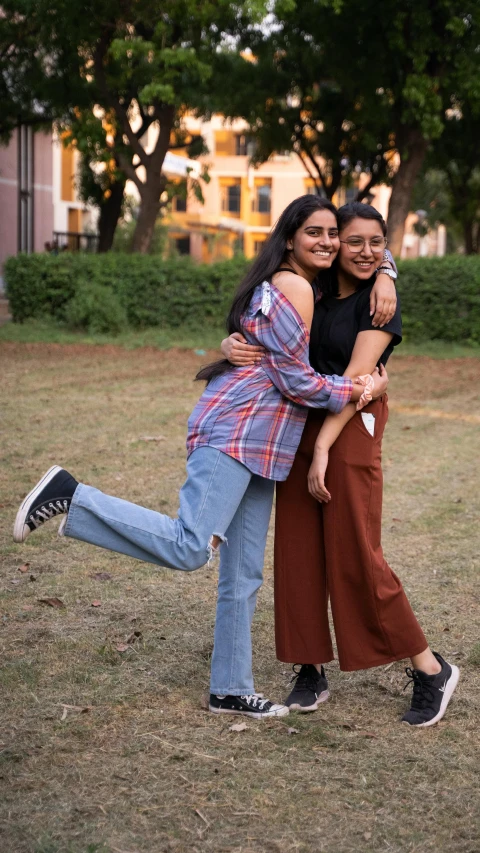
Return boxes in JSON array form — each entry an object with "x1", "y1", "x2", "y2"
[{"x1": 274, "y1": 396, "x2": 427, "y2": 671}]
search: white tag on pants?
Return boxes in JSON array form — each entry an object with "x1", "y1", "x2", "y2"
[{"x1": 361, "y1": 412, "x2": 375, "y2": 437}]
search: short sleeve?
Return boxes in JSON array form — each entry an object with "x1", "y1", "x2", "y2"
[{"x1": 357, "y1": 287, "x2": 402, "y2": 346}]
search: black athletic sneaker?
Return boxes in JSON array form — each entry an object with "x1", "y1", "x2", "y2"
[
  {"x1": 14, "y1": 466, "x2": 78, "y2": 543},
  {"x1": 285, "y1": 664, "x2": 330, "y2": 712},
  {"x1": 401, "y1": 652, "x2": 460, "y2": 727},
  {"x1": 209, "y1": 693, "x2": 289, "y2": 718}
]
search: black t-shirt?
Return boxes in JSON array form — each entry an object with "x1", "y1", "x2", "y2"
[{"x1": 309, "y1": 284, "x2": 402, "y2": 376}]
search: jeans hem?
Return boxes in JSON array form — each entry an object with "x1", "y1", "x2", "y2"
[
  {"x1": 63, "y1": 483, "x2": 85, "y2": 538},
  {"x1": 210, "y1": 687, "x2": 255, "y2": 696}
]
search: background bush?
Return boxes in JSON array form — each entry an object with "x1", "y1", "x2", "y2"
[
  {"x1": 4, "y1": 252, "x2": 480, "y2": 343},
  {"x1": 396, "y1": 256, "x2": 480, "y2": 344}
]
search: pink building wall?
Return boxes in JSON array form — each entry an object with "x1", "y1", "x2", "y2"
[{"x1": 0, "y1": 129, "x2": 54, "y2": 288}]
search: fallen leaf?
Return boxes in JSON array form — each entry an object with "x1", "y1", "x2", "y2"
[
  {"x1": 22, "y1": 604, "x2": 35, "y2": 611},
  {"x1": 115, "y1": 643, "x2": 130, "y2": 652},
  {"x1": 359, "y1": 731, "x2": 379, "y2": 739},
  {"x1": 18, "y1": 563, "x2": 30, "y2": 573},
  {"x1": 38, "y1": 597, "x2": 65, "y2": 608},
  {"x1": 287, "y1": 727, "x2": 299, "y2": 735},
  {"x1": 29, "y1": 575, "x2": 37, "y2": 582},
  {"x1": 364, "y1": 832, "x2": 372, "y2": 841},
  {"x1": 10, "y1": 578, "x2": 22, "y2": 585},
  {"x1": 90, "y1": 572, "x2": 112, "y2": 581},
  {"x1": 392, "y1": 517, "x2": 402, "y2": 522},
  {"x1": 138, "y1": 435, "x2": 166, "y2": 442},
  {"x1": 60, "y1": 703, "x2": 92, "y2": 721},
  {"x1": 91, "y1": 600, "x2": 102, "y2": 607},
  {"x1": 401, "y1": 426, "x2": 411, "y2": 431},
  {"x1": 229, "y1": 721, "x2": 247, "y2": 732}
]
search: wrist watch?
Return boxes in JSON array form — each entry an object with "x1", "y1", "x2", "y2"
[{"x1": 376, "y1": 266, "x2": 397, "y2": 280}]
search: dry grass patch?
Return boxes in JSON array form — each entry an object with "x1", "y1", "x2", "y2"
[{"x1": 1, "y1": 344, "x2": 479, "y2": 853}]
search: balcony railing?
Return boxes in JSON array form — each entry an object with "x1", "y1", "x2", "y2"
[{"x1": 51, "y1": 232, "x2": 99, "y2": 253}]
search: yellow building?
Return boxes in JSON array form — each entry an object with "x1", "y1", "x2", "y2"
[{"x1": 164, "y1": 115, "x2": 337, "y2": 262}]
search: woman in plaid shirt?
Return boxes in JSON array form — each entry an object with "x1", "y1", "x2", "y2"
[{"x1": 14, "y1": 196, "x2": 390, "y2": 719}]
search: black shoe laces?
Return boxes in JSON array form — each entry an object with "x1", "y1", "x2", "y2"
[
  {"x1": 403, "y1": 667, "x2": 436, "y2": 710},
  {"x1": 290, "y1": 664, "x2": 321, "y2": 695}
]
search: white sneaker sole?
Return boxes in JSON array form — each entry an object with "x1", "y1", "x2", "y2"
[
  {"x1": 287, "y1": 689, "x2": 330, "y2": 713},
  {"x1": 209, "y1": 705, "x2": 290, "y2": 719},
  {"x1": 13, "y1": 465, "x2": 63, "y2": 543},
  {"x1": 404, "y1": 665, "x2": 460, "y2": 727}
]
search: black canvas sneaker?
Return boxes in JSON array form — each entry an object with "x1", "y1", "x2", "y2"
[
  {"x1": 14, "y1": 466, "x2": 78, "y2": 543},
  {"x1": 285, "y1": 664, "x2": 330, "y2": 712},
  {"x1": 209, "y1": 693, "x2": 289, "y2": 718},
  {"x1": 401, "y1": 652, "x2": 460, "y2": 727}
]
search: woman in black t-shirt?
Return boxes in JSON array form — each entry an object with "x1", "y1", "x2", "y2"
[{"x1": 223, "y1": 203, "x2": 459, "y2": 727}]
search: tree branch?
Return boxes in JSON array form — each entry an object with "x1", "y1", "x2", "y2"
[
  {"x1": 117, "y1": 151, "x2": 143, "y2": 193},
  {"x1": 93, "y1": 31, "x2": 149, "y2": 167},
  {"x1": 356, "y1": 155, "x2": 388, "y2": 202}
]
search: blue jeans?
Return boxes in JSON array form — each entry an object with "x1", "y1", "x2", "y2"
[{"x1": 64, "y1": 447, "x2": 275, "y2": 695}]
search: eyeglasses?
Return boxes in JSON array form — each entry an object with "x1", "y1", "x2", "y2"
[{"x1": 340, "y1": 237, "x2": 387, "y2": 253}]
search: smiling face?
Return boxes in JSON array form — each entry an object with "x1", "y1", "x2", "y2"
[
  {"x1": 338, "y1": 216, "x2": 386, "y2": 281},
  {"x1": 286, "y1": 209, "x2": 339, "y2": 278}
]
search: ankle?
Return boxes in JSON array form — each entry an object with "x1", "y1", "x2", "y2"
[{"x1": 411, "y1": 649, "x2": 442, "y2": 676}]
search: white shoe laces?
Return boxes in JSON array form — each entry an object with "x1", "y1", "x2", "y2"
[
  {"x1": 240, "y1": 694, "x2": 269, "y2": 710},
  {"x1": 30, "y1": 500, "x2": 69, "y2": 528}
]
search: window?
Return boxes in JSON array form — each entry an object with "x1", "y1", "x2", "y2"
[
  {"x1": 305, "y1": 182, "x2": 327, "y2": 198},
  {"x1": 221, "y1": 182, "x2": 241, "y2": 214},
  {"x1": 175, "y1": 236, "x2": 190, "y2": 255},
  {"x1": 253, "y1": 240, "x2": 266, "y2": 256},
  {"x1": 18, "y1": 125, "x2": 34, "y2": 253},
  {"x1": 235, "y1": 134, "x2": 255, "y2": 156},
  {"x1": 173, "y1": 195, "x2": 187, "y2": 212},
  {"x1": 252, "y1": 182, "x2": 271, "y2": 214}
]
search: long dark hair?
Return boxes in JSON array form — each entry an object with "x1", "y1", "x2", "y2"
[
  {"x1": 196, "y1": 194, "x2": 338, "y2": 382},
  {"x1": 317, "y1": 201, "x2": 388, "y2": 296}
]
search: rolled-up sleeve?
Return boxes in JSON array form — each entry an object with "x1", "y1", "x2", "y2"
[{"x1": 246, "y1": 297, "x2": 353, "y2": 412}]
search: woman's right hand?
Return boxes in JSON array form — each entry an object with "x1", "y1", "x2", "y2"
[{"x1": 220, "y1": 333, "x2": 265, "y2": 366}]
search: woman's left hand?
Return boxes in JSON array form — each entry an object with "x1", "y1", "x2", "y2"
[
  {"x1": 308, "y1": 448, "x2": 331, "y2": 503},
  {"x1": 371, "y1": 364, "x2": 389, "y2": 398},
  {"x1": 370, "y1": 266, "x2": 397, "y2": 328}
]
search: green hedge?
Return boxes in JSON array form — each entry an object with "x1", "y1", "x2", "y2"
[
  {"x1": 396, "y1": 256, "x2": 480, "y2": 344},
  {"x1": 4, "y1": 252, "x2": 480, "y2": 342},
  {"x1": 4, "y1": 253, "x2": 250, "y2": 334}
]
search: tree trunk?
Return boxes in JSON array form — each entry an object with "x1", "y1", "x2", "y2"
[
  {"x1": 464, "y1": 219, "x2": 475, "y2": 254},
  {"x1": 131, "y1": 179, "x2": 164, "y2": 253},
  {"x1": 97, "y1": 178, "x2": 126, "y2": 253},
  {"x1": 387, "y1": 129, "x2": 428, "y2": 256}
]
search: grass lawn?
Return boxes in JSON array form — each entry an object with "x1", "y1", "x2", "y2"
[{"x1": 1, "y1": 339, "x2": 479, "y2": 853}]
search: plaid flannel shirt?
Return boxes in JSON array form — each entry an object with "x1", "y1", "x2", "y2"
[{"x1": 187, "y1": 280, "x2": 353, "y2": 481}]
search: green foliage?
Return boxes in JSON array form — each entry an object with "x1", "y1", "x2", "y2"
[
  {"x1": 213, "y1": 0, "x2": 480, "y2": 216},
  {"x1": 0, "y1": 0, "x2": 267, "y2": 251},
  {"x1": 396, "y1": 257, "x2": 480, "y2": 344},
  {"x1": 5, "y1": 253, "x2": 250, "y2": 333},
  {"x1": 112, "y1": 218, "x2": 169, "y2": 255},
  {"x1": 5, "y1": 253, "x2": 480, "y2": 343},
  {"x1": 64, "y1": 281, "x2": 128, "y2": 335}
]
